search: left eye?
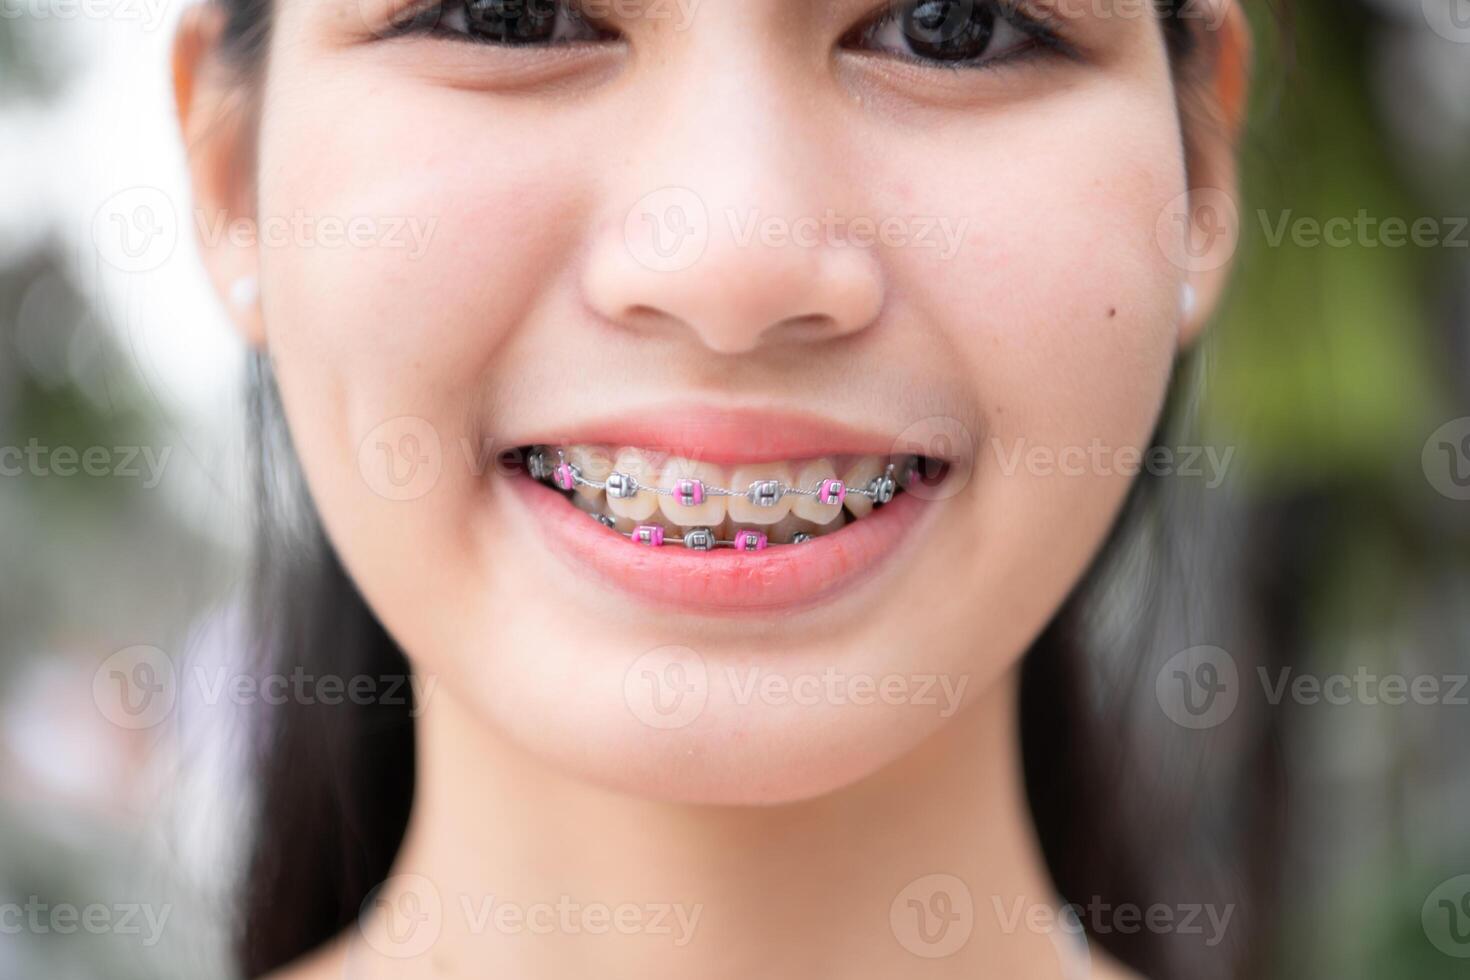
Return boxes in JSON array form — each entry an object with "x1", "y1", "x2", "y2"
[
  {"x1": 403, "y1": 0, "x2": 612, "y2": 45},
  {"x1": 849, "y1": 0, "x2": 1050, "y2": 67}
]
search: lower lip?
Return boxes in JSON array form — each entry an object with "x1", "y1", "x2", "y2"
[{"x1": 509, "y1": 476, "x2": 935, "y2": 614}]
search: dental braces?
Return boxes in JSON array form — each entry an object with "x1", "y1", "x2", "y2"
[{"x1": 527, "y1": 449, "x2": 901, "y2": 551}]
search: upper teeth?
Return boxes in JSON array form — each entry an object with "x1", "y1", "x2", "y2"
[{"x1": 528, "y1": 445, "x2": 916, "y2": 542}]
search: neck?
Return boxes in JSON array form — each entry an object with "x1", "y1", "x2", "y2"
[{"x1": 353, "y1": 670, "x2": 1077, "y2": 979}]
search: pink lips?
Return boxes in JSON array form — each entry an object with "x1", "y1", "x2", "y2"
[
  {"x1": 502, "y1": 406, "x2": 943, "y2": 613},
  {"x1": 512, "y1": 476, "x2": 928, "y2": 613}
]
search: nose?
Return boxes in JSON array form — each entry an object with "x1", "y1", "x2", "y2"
[{"x1": 581, "y1": 88, "x2": 885, "y2": 356}]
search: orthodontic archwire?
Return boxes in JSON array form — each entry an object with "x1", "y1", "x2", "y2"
[{"x1": 526, "y1": 448, "x2": 902, "y2": 552}]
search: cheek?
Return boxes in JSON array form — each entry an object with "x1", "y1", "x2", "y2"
[
  {"x1": 884, "y1": 80, "x2": 1183, "y2": 414},
  {"x1": 852, "y1": 79, "x2": 1186, "y2": 652},
  {"x1": 251, "y1": 70, "x2": 610, "y2": 656},
  {"x1": 255, "y1": 72, "x2": 595, "y2": 438},
  {"x1": 870, "y1": 79, "x2": 1185, "y2": 413}
]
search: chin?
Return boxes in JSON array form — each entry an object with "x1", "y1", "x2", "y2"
[{"x1": 427, "y1": 596, "x2": 1008, "y2": 808}]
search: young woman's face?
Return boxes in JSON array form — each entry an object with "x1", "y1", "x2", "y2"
[{"x1": 236, "y1": 0, "x2": 1215, "y2": 803}]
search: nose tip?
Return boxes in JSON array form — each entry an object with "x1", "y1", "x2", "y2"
[{"x1": 583, "y1": 195, "x2": 885, "y2": 355}]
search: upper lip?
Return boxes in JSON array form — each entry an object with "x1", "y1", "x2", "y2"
[{"x1": 504, "y1": 403, "x2": 952, "y2": 465}]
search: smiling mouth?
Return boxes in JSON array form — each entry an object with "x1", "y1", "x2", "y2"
[{"x1": 511, "y1": 444, "x2": 944, "y2": 550}]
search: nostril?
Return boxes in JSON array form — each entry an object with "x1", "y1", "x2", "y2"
[{"x1": 762, "y1": 314, "x2": 842, "y2": 345}]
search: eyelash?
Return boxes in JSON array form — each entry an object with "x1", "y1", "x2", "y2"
[
  {"x1": 843, "y1": 0, "x2": 1072, "y2": 70},
  {"x1": 383, "y1": 0, "x2": 611, "y2": 46},
  {"x1": 383, "y1": 0, "x2": 1072, "y2": 72}
]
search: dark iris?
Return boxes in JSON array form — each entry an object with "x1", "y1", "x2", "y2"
[
  {"x1": 901, "y1": 0, "x2": 996, "y2": 62},
  {"x1": 464, "y1": 0, "x2": 560, "y2": 44}
]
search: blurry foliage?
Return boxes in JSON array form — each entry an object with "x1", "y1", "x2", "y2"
[
  {"x1": 0, "y1": 11, "x2": 63, "y2": 100},
  {"x1": 0, "y1": 253, "x2": 169, "y2": 660},
  {"x1": 1209, "y1": 1, "x2": 1470, "y2": 977},
  {"x1": 1212, "y1": 0, "x2": 1445, "y2": 489}
]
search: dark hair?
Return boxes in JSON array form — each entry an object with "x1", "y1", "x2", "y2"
[
  {"x1": 218, "y1": 6, "x2": 1281, "y2": 978},
  {"x1": 1020, "y1": 355, "x2": 1284, "y2": 979},
  {"x1": 237, "y1": 356, "x2": 416, "y2": 975}
]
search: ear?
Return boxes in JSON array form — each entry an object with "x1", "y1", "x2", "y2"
[
  {"x1": 1175, "y1": 0, "x2": 1252, "y2": 348},
  {"x1": 174, "y1": 5, "x2": 265, "y2": 349}
]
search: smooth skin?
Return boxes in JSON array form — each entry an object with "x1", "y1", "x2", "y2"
[{"x1": 175, "y1": 0, "x2": 1249, "y2": 975}]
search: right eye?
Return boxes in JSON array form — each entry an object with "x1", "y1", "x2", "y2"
[{"x1": 392, "y1": 0, "x2": 615, "y2": 46}]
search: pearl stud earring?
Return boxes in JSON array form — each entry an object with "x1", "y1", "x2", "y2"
[{"x1": 229, "y1": 275, "x2": 259, "y2": 311}]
